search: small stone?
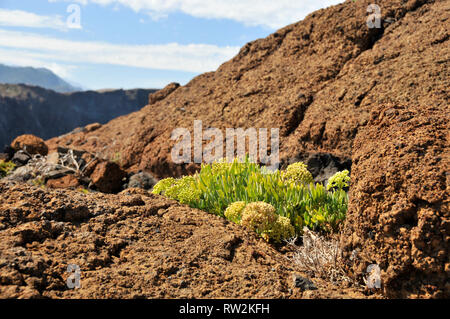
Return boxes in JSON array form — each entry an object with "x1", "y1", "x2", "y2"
[
  {"x1": 47, "y1": 175, "x2": 80, "y2": 189},
  {"x1": 45, "y1": 167, "x2": 74, "y2": 180},
  {"x1": 85, "y1": 123, "x2": 102, "y2": 132},
  {"x1": 90, "y1": 161, "x2": 126, "y2": 193},
  {"x1": 120, "y1": 195, "x2": 145, "y2": 207},
  {"x1": 127, "y1": 172, "x2": 158, "y2": 190},
  {"x1": 292, "y1": 274, "x2": 317, "y2": 291},
  {"x1": 11, "y1": 151, "x2": 31, "y2": 166}
]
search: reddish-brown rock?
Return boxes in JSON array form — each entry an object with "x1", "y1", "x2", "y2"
[
  {"x1": 47, "y1": 175, "x2": 80, "y2": 189},
  {"x1": 90, "y1": 161, "x2": 126, "y2": 193},
  {"x1": 84, "y1": 123, "x2": 102, "y2": 133},
  {"x1": 0, "y1": 181, "x2": 371, "y2": 299},
  {"x1": 11, "y1": 134, "x2": 48, "y2": 156},
  {"x1": 342, "y1": 104, "x2": 449, "y2": 298},
  {"x1": 148, "y1": 82, "x2": 180, "y2": 105}
]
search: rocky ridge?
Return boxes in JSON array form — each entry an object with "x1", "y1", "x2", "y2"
[{"x1": 0, "y1": 84, "x2": 157, "y2": 148}]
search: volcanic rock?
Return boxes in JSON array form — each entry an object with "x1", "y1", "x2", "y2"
[
  {"x1": 293, "y1": 274, "x2": 318, "y2": 291},
  {"x1": 46, "y1": 175, "x2": 80, "y2": 189},
  {"x1": 126, "y1": 172, "x2": 158, "y2": 190},
  {"x1": 47, "y1": 0, "x2": 447, "y2": 179},
  {"x1": 44, "y1": 167, "x2": 74, "y2": 180},
  {"x1": 90, "y1": 161, "x2": 127, "y2": 193},
  {"x1": 11, "y1": 151, "x2": 31, "y2": 167},
  {"x1": 148, "y1": 82, "x2": 180, "y2": 105},
  {"x1": 0, "y1": 181, "x2": 370, "y2": 299},
  {"x1": 342, "y1": 104, "x2": 449, "y2": 298},
  {"x1": 11, "y1": 135, "x2": 48, "y2": 156}
]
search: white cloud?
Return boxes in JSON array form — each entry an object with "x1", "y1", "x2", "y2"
[
  {"x1": 0, "y1": 29, "x2": 240, "y2": 73},
  {"x1": 0, "y1": 9, "x2": 68, "y2": 30},
  {"x1": 49, "y1": 0, "x2": 345, "y2": 29},
  {"x1": 0, "y1": 48, "x2": 77, "y2": 79}
]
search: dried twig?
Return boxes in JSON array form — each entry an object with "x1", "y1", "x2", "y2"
[{"x1": 287, "y1": 227, "x2": 356, "y2": 286}]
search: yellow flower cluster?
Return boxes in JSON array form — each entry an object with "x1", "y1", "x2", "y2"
[
  {"x1": 152, "y1": 177, "x2": 176, "y2": 195},
  {"x1": 224, "y1": 201, "x2": 246, "y2": 223},
  {"x1": 241, "y1": 202, "x2": 278, "y2": 233},
  {"x1": 226, "y1": 201, "x2": 295, "y2": 243},
  {"x1": 326, "y1": 170, "x2": 351, "y2": 191},
  {"x1": 166, "y1": 176, "x2": 200, "y2": 204},
  {"x1": 282, "y1": 162, "x2": 313, "y2": 185},
  {"x1": 269, "y1": 216, "x2": 295, "y2": 243},
  {"x1": 211, "y1": 159, "x2": 233, "y2": 175},
  {"x1": 152, "y1": 176, "x2": 200, "y2": 204}
]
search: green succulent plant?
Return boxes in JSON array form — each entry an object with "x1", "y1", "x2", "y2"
[
  {"x1": 0, "y1": 160, "x2": 16, "y2": 178},
  {"x1": 152, "y1": 155, "x2": 349, "y2": 237}
]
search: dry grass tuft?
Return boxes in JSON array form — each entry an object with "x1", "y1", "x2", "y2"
[{"x1": 287, "y1": 227, "x2": 356, "y2": 286}]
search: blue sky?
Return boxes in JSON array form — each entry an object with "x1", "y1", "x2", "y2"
[{"x1": 0, "y1": 0, "x2": 343, "y2": 90}]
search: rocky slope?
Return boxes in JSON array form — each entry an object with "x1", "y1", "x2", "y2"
[
  {"x1": 342, "y1": 103, "x2": 449, "y2": 298},
  {"x1": 0, "y1": 182, "x2": 371, "y2": 299},
  {"x1": 2, "y1": 0, "x2": 449, "y2": 298},
  {"x1": 0, "y1": 84, "x2": 157, "y2": 148},
  {"x1": 48, "y1": 0, "x2": 448, "y2": 178}
]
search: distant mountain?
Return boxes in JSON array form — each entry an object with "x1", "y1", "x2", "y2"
[
  {"x1": 0, "y1": 83, "x2": 157, "y2": 147},
  {"x1": 0, "y1": 64, "x2": 82, "y2": 93}
]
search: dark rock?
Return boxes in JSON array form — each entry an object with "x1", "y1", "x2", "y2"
[
  {"x1": 292, "y1": 274, "x2": 317, "y2": 291},
  {"x1": 305, "y1": 153, "x2": 351, "y2": 185},
  {"x1": 126, "y1": 172, "x2": 158, "y2": 190},
  {"x1": 45, "y1": 167, "x2": 74, "y2": 180},
  {"x1": 0, "y1": 153, "x2": 10, "y2": 162},
  {"x1": 11, "y1": 151, "x2": 31, "y2": 167}
]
